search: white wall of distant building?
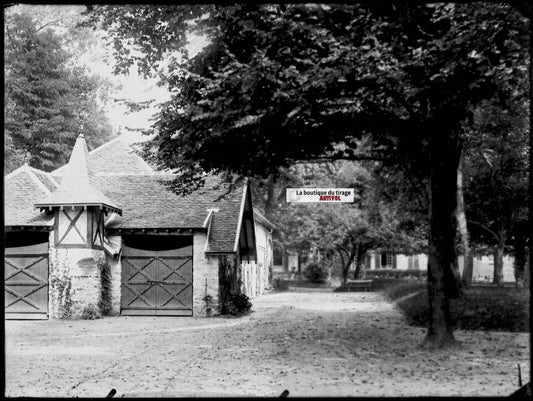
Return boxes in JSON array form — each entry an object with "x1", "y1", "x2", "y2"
[{"x1": 367, "y1": 252, "x2": 518, "y2": 282}]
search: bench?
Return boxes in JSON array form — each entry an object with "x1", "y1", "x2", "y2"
[{"x1": 345, "y1": 279, "x2": 373, "y2": 292}]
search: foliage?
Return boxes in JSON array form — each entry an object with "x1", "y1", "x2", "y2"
[
  {"x1": 394, "y1": 288, "x2": 530, "y2": 332},
  {"x1": 366, "y1": 269, "x2": 427, "y2": 280},
  {"x1": 4, "y1": 6, "x2": 114, "y2": 173},
  {"x1": 463, "y1": 99, "x2": 529, "y2": 236},
  {"x1": 382, "y1": 280, "x2": 427, "y2": 301},
  {"x1": 81, "y1": 304, "x2": 101, "y2": 320},
  {"x1": 271, "y1": 277, "x2": 289, "y2": 292},
  {"x1": 461, "y1": 81, "x2": 529, "y2": 285},
  {"x1": 98, "y1": 259, "x2": 113, "y2": 316},
  {"x1": 50, "y1": 250, "x2": 73, "y2": 319},
  {"x1": 86, "y1": 3, "x2": 527, "y2": 187},
  {"x1": 303, "y1": 261, "x2": 329, "y2": 284},
  {"x1": 219, "y1": 292, "x2": 252, "y2": 316},
  {"x1": 258, "y1": 160, "x2": 427, "y2": 287},
  {"x1": 87, "y1": 3, "x2": 529, "y2": 344},
  {"x1": 50, "y1": 274, "x2": 73, "y2": 319}
]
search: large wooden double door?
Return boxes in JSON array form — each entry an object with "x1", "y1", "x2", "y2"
[
  {"x1": 121, "y1": 236, "x2": 193, "y2": 316},
  {"x1": 5, "y1": 242, "x2": 49, "y2": 320}
]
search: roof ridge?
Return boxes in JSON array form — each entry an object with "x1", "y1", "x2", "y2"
[
  {"x1": 51, "y1": 136, "x2": 123, "y2": 174},
  {"x1": 51, "y1": 135, "x2": 154, "y2": 175},
  {"x1": 233, "y1": 179, "x2": 249, "y2": 253},
  {"x1": 28, "y1": 165, "x2": 60, "y2": 189},
  {"x1": 5, "y1": 164, "x2": 28, "y2": 179},
  {"x1": 6, "y1": 164, "x2": 51, "y2": 195},
  {"x1": 26, "y1": 167, "x2": 52, "y2": 195},
  {"x1": 95, "y1": 172, "x2": 175, "y2": 176},
  {"x1": 87, "y1": 135, "x2": 123, "y2": 155}
]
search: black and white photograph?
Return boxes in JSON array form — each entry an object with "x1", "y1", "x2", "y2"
[{"x1": 3, "y1": 3, "x2": 531, "y2": 397}]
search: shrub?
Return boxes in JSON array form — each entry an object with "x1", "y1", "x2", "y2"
[
  {"x1": 271, "y1": 277, "x2": 289, "y2": 291},
  {"x1": 232, "y1": 293, "x2": 252, "y2": 313},
  {"x1": 394, "y1": 287, "x2": 530, "y2": 332},
  {"x1": 365, "y1": 269, "x2": 427, "y2": 279},
  {"x1": 219, "y1": 292, "x2": 252, "y2": 316},
  {"x1": 383, "y1": 280, "x2": 427, "y2": 302},
  {"x1": 303, "y1": 262, "x2": 329, "y2": 283},
  {"x1": 81, "y1": 304, "x2": 100, "y2": 320}
]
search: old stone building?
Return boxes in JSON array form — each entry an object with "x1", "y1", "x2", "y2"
[{"x1": 5, "y1": 134, "x2": 274, "y2": 319}]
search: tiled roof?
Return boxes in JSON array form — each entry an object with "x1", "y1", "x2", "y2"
[
  {"x1": 5, "y1": 166, "x2": 54, "y2": 227},
  {"x1": 36, "y1": 134, "x2": 122, "y2": 214},
  {"x1": 51, "y1": 136, "x2": 153, "y2": 178},
  {"x1": 31, "y1": 168, "x2": 59, "y2": 192},
  {"x1": 6, "y1": 135, "x2": 246, "y2": 253},
  {"x1": 97, "y1": 174, "x2": 245, "y2": 252},
  {"x1": 205, "y1": 182, "x2": 246, "y2": 253}
]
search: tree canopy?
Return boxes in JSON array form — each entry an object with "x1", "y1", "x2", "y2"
[
  {"x1": 4, "y1": 6, "x2": 114, "y2": 173},
  {"x1": 87, "y1": 3, "x2": 526, "y2": 183},
  {"x1": 86, "y1": 3, "x2": 529, "y2": 348}
]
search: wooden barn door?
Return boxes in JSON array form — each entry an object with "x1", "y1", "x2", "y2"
[
  {"x1": 5, "y1": 242, "x2": 49, "y2": 319},
  {"x1": 121, "y1": 236, "x2": 193, "y2": 316}
]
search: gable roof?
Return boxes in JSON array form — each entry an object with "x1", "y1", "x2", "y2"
[
  {"x1": 96, "y1": 173, "x2": 245, "y2": 253},
  {"x1": 4, "y1": 165, "x2": 54, "y2": 227},
  {"x1": 51, "y1": 136, "x2": 153, "y2": 178},
  {"x1": 253, "y1": 207, "x2": 275, "y2": 231},
  {"x1": 35, "y1": 134, "x2": 122, "y2": 215},
  {"x1": 206, "y1": 181, "x2": 248, "y2": 253}
]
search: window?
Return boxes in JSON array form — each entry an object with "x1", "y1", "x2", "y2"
[
  {"x1": 381, "y1": 252, "x2": 394, "y2": 268},
  {"x1": 408, "y1": 255, "x2": 420, "y2": 270}
]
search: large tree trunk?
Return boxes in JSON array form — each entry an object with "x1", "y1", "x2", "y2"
[
  {"x1": 352, "y1": 243, "x2": 360, "y2": 279},
  {"x1": 282, "y1": 250, "x2": 289, "y2": 272},
  {"x1": 338, "y1": 251, "x2": 348, "y2": 287},
  {"x1": 353, "y1": 246, "x2": 367, "y2": 279},
  {"x1": 513, "y1": 231, "x2": 527, "y2": 287},
  {"x1": 339, "y1": 244, "x2": 357, "y2": 286},
  {"x1": 264, "y1": 176, "x2": 276, "y2": 217},
  {"x1": 456, "y1": 151, "x2": 474, "y2": 287},
  {"x1": 422, "y1": 128, "x2": 462, "y2": 349},
  {"x1": 493, "y1": 232, "x2": 506, "y2": 287}
]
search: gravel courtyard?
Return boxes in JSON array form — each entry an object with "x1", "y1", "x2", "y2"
[{"x1": 5, "y1": 290, "x2": 530, "y2": 397}]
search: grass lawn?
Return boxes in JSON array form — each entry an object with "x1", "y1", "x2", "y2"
[{"x1": 384, "y1": 281, "x2": 530, "y2": 332}]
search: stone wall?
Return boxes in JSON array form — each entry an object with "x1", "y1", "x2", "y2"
[
  {"x1": 192, "y1": 233, "x2": 219, "y2": 316},
  {"x1": 106, "y1": 236, "x2": 122, "y2": 316},
  {"x1": 48, "y1": 238, "x2": 105, "y2": 319},
  {"x1": 48, "y1": 232, "x2": 226, "y2": 318},
  {"x1": 254, "y1": 223, "x2": 273, "y2": 289}
]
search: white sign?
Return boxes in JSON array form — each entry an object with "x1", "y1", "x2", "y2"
[{"x1": 286, "y1": 188, "x2": 355, "y2": 203}]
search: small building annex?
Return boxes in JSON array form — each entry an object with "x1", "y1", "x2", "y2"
[{"x1": 4, "y1": 134, "x2": 274, "y2": 319}]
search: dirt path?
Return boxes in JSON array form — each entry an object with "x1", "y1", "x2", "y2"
[{"x1": 5, "y1": 290, "x2": 530, "y2": 397}]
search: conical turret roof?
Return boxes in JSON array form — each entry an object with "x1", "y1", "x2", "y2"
[{"x1": 35, "y1": 134, "x2": 122, "y2": 215}]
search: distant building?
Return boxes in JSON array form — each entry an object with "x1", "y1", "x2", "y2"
[{"x1": 365, "y1": 251, "x2": 520, "y2": 282}]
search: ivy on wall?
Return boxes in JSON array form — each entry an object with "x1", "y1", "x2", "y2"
[
  {"x1": 50, "y1": 249, "x2": 73, "y2": 319},
  {"x1": 98, "y1": 258, "x2": 113, "y2": 316}
]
